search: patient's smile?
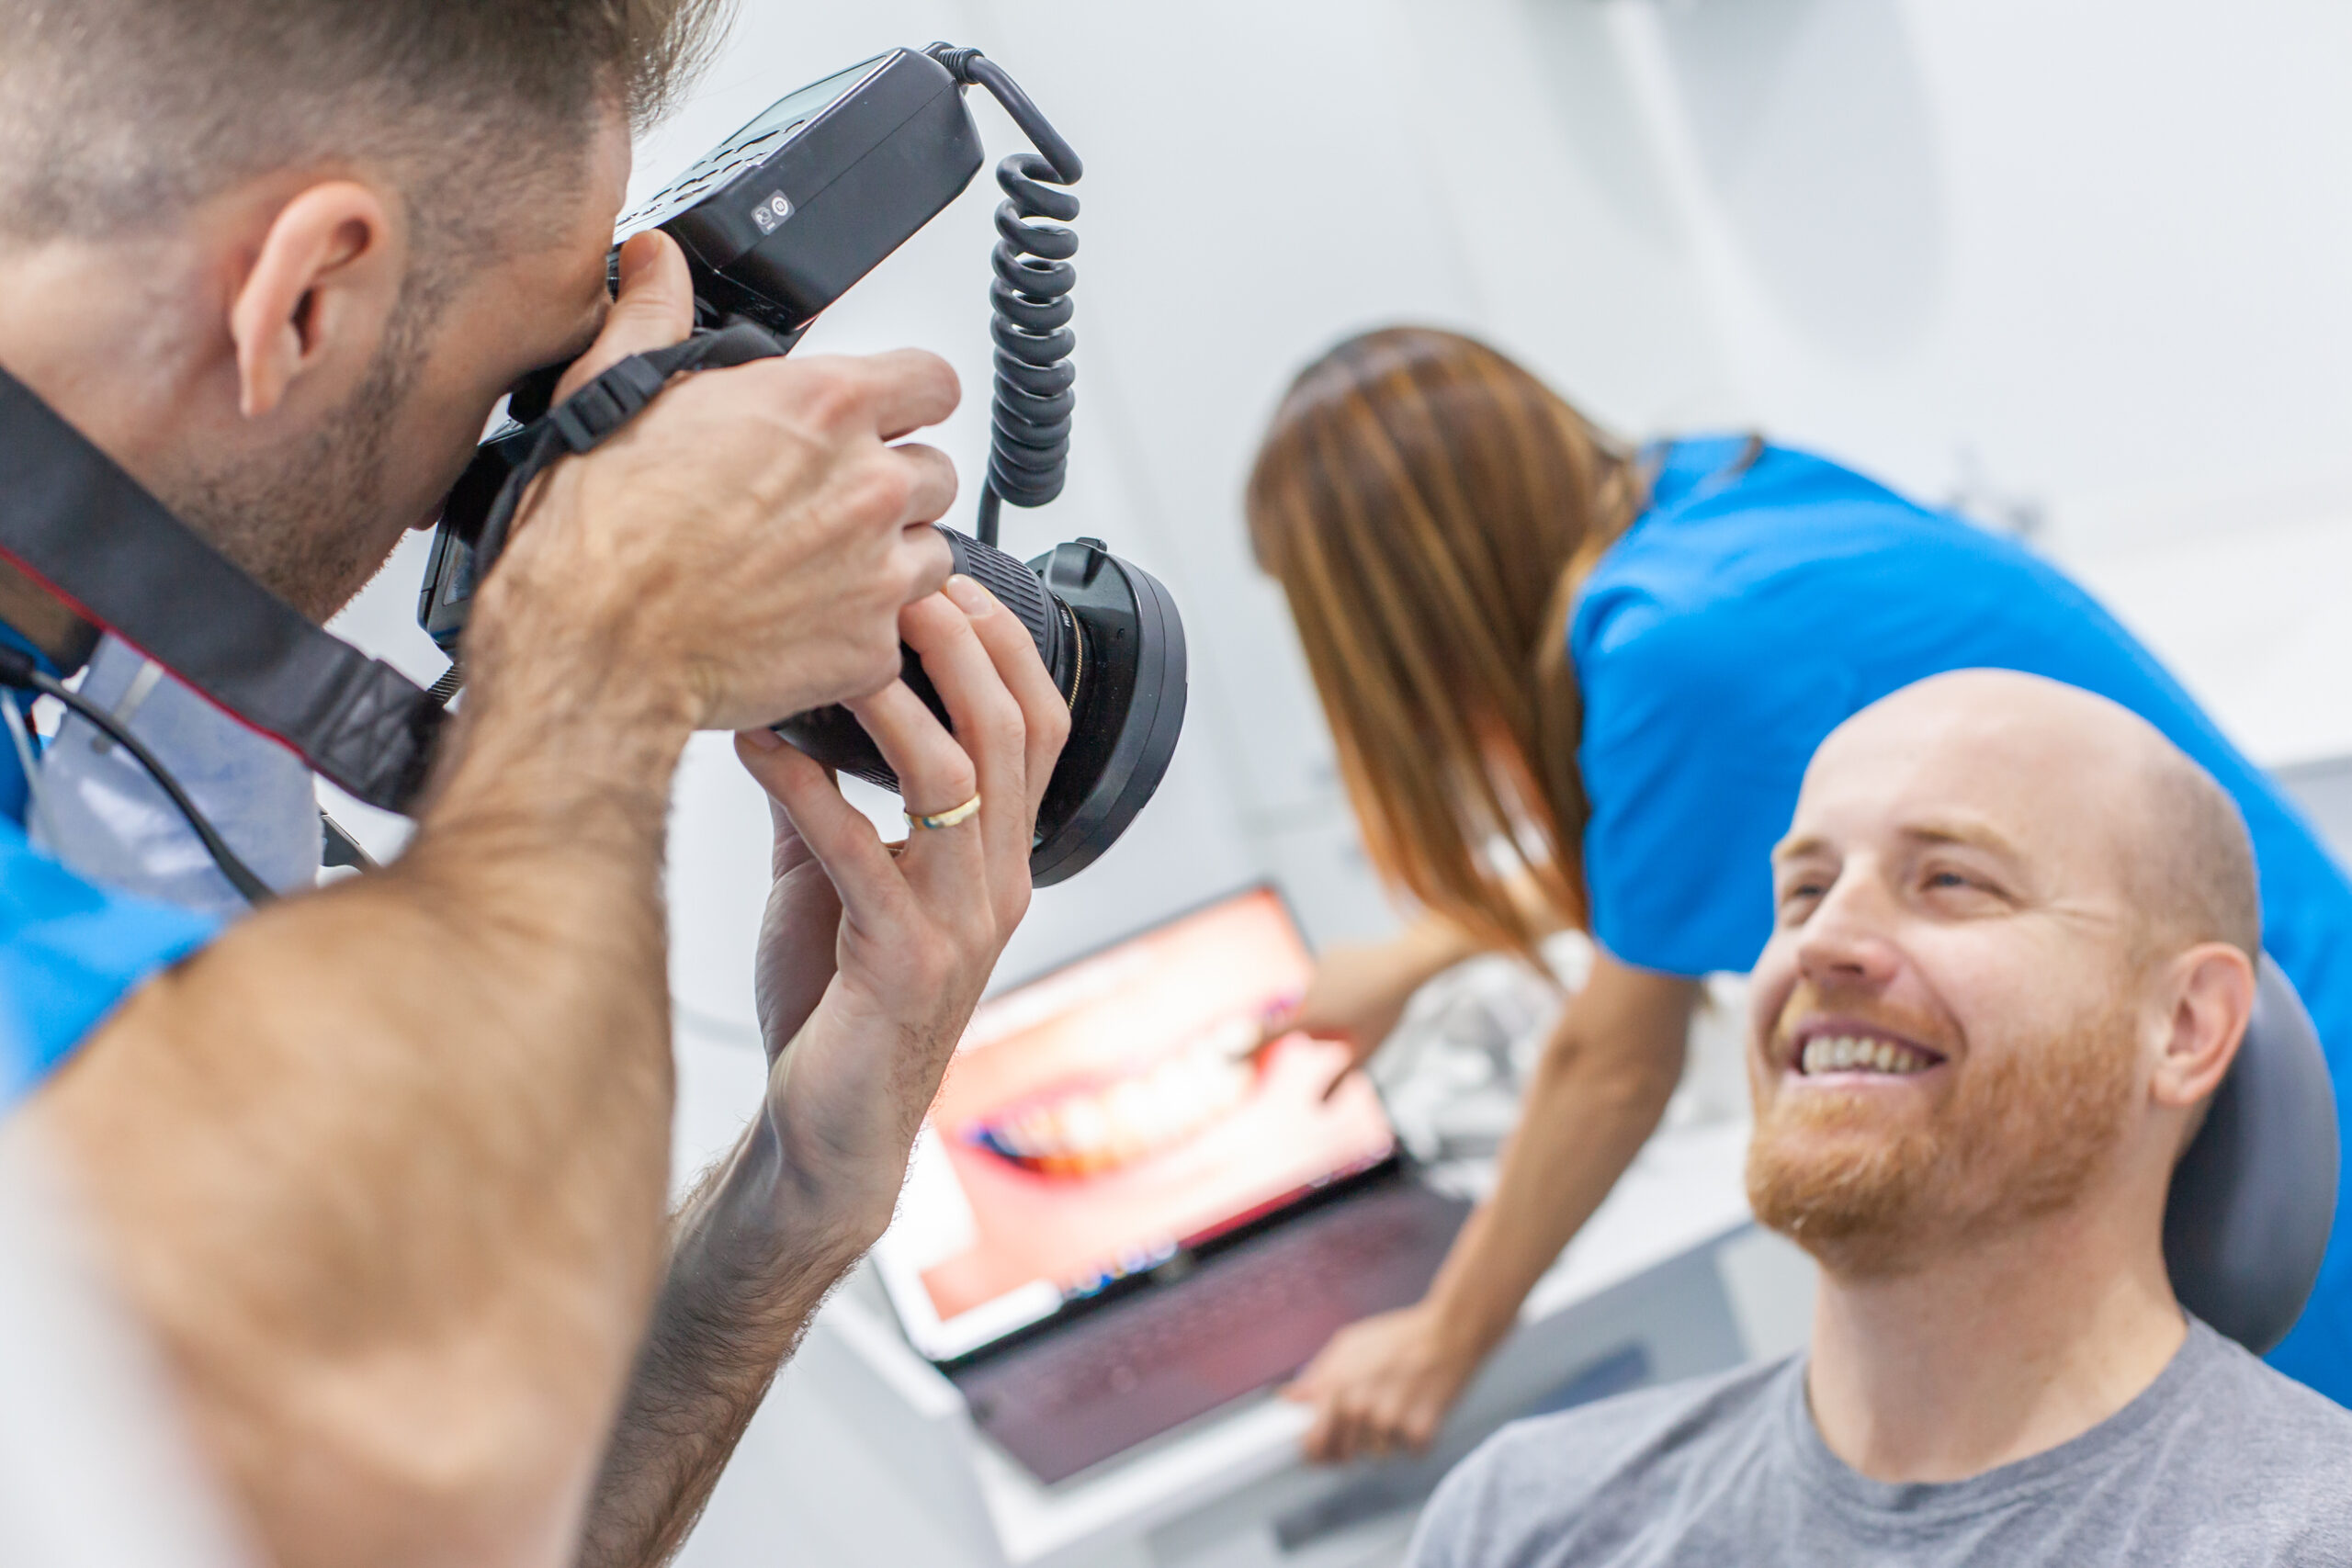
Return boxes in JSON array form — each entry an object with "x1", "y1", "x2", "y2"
[{"x1": 1787, "y1": 1021, "x2": 1947, "y2": 1079}]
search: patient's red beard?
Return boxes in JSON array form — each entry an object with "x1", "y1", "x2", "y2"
[{"x1": 1745, "y1": 998, "x2": 2140, "y2": 1279}]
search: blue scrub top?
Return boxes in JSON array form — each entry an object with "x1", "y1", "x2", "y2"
[
  {"x1": 1573, "y1": 436, "x2": 2352, "y2": 1403},
  {"x1": 0, "y1": 690, "x2": 216, "y2": 1104}
]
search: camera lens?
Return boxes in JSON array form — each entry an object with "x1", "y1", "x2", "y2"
[{"x1": 770, "y1": 527, "x2": 1186, "y2": 886}]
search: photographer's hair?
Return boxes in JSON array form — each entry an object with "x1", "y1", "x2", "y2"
[
  {"x1": 1246, "y1": 327, "x2": 1649, "y2": 960},
  {"x1": 0, "y1": 0, "x2": 735, "y2": 254}
]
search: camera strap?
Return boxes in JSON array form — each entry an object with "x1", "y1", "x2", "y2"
[{"x1": 0, "y1": 364, "x2": 446, "y2": 813}]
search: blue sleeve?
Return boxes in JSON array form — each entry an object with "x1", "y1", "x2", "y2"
[
  {"x1": 1576, "y1": 590, "x2": 1860, "y2": 977},
  {"x1": 0, "y1": 818, "x2": 216, "y2": 1103}
]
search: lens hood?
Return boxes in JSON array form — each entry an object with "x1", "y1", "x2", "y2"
[{"x1": 772, "y1": 528, "x2": 1186, "y2": 886}]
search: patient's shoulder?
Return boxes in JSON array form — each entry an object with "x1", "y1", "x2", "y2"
[
  {"x1": 2126, "y1": 1322, "x2": 2352, "y2": 1559},
  {"x1": 1406, "y1": 1357, "x2": 1794, "y2": 1568},
  {"x1": 1468, "y1": 1354, "x2": 1792, "y2": 1478},
  {"x1": 2177, "y1": 1319, "x2": 2352, "y2": 1454}
]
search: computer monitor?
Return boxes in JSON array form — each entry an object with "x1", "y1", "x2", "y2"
[{"x1": 873, "y1": 886, "x2": 1397, "y2": 1362}]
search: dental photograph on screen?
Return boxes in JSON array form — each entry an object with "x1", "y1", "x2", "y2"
[{"x1": 876, "y1": 888, "x2": 1396, "y2": 1359}]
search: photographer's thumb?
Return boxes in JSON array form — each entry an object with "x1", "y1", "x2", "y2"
[{"x1": 551, "y1": 230, "x2": 696, "y2": 403}]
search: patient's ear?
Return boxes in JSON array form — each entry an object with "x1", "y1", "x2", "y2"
[{"x1": 2150, "y1": 943, "x2": 2256, "y2": 1111}]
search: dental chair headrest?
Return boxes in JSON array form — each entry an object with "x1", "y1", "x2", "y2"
[{"x1": 2164, "y1": 956, "x2": 2339, "y2": 1355}]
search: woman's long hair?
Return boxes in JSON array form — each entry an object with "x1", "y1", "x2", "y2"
[{"x1": 1246, "y1": 327, "x2": 1649, "y2": 959}]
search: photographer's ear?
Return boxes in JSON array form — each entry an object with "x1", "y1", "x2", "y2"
[{"x1": 227, "y1": 181, "x2": 402, "y2": 421}]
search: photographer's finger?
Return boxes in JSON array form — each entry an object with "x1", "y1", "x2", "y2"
[
  {"x1": 738, "y1": 730, "x2": 903, "y2": 914},
  {"x1": 898, "y1": 522, "x2": 956, "y2": 605},
  {"x1": 843, "y1": 680, "x2": 981, "y2": 863},
  {"x1": 946, "y1": 574, "x2": 1069, "y2": 819},
  {"x1": 552, "y1": 231, "x2": 694, "y2": 402},
  {"x1": 885, "y1": 446, "x2": 957, "y2": 605},
  {"x1": 861, "y1": 349, "x2": 961, "y2": 441},
  {"x1": 890, "y1": 443, "x2": 960, "y2": 529},
  {"x1": 900, "y1": 593, "x2": 1028, "y2": 870},
  {"x1": 736, "y1": 730, "x2": 820, "y2": 880}
]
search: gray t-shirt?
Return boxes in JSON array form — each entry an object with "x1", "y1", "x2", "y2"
[{"x1": 1408, "y1": 1320, "x2": 2352, "y2": 1567}]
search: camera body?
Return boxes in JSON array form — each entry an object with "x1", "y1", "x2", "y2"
[{"x1": 419, "y1": 45, "x2": 1185, "y2": 886}]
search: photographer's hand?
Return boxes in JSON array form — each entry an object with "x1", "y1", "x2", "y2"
[
  {"x1": 464, "y1": 230, "x2": 963, "y2": 744},
  {"x1": 578, "y1": 579, "x2": 1068, "y2": 1568}
]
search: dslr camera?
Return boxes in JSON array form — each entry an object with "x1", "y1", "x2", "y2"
[{"x1": 420, "y1": 44, "x2": 1185, "y2": 884}]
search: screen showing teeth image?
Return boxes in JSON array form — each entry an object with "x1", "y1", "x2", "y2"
[{"x1": 910, "y1": 889, "x2": 1394, "y2": 1326}]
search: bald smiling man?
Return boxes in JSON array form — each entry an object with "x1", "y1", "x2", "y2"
[{"x1": 1409, "y1": 671, "x2": 2352, "y2": 1568}]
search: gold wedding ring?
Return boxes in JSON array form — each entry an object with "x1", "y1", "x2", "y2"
[{"x1": 906, "y1": 793, "x2": 982, "y2": 831}]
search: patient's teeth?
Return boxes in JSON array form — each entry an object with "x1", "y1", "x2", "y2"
[
  {"x1": 1057, "y1": 1098, "x2": 1107, "y2": 1152},
  {"x1": 1794, "y1": 1033, "x2": 1945, "y2": 1076}
]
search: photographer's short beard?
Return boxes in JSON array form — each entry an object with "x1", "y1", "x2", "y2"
[
  {"x1": 1745, "y1": 996, "x2": 2140, "y2": 1280},
  {"x1": 171, "y1": 288, "x2": 434, "y2": 624}
]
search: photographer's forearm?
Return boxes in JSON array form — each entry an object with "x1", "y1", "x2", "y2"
[
  {"x1": 29, "y1": 646, "x2": 698, "y2": 1568},
  {"x1": 577, "y1": 1099, "x2": 876, "y2": 1568},
  {"x1": 582, "y1": 588, "x2": 1064, "y2": 1568}
]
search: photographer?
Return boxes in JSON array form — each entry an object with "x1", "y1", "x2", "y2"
[{"x1": 0, "y1": 5, "x2": 1067, "y2": 1567}]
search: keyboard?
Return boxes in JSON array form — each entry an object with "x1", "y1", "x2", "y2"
[{"x1": 947, "y1": 1176, "x2": 1470, "y2": 1483}]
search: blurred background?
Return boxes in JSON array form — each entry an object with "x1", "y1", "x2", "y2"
[{"x1": 315, "y1": 2, "x2": 2352, "y2": 1561}]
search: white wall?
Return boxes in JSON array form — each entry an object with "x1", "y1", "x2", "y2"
[
  {"x1": 1616, "y1": 0, "x2": 2352, "y2": 515},
  {"x1": 1601, "y1": 0, "x2": 2352, "y2": 759}
]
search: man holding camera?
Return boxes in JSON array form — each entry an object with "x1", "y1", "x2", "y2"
[{"x1": 0, "y1": 4, "x2": 1067, "y2": 1566}]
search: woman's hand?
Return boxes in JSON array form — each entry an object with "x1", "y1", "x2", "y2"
[
  {"x1": 1283, "y1": 954, "x2": 1701, "y2": 1467},
  {"x1": 1257, "y1": 920, "x2": 1480, "y2": 1095},
  {"x1": 1282, "y1": 1301, "x2": 1486, "y2": 1462}
]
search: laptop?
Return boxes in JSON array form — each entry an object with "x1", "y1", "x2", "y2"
[{"x1": 871, "y1": 886, "x2": 1472, "y2": 1483}]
